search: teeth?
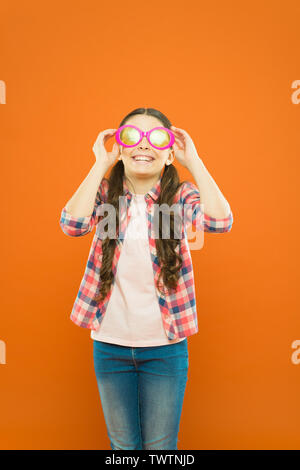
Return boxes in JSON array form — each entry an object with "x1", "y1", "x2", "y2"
[{"x1": 133, "y1": 157, "x2": 153, "y2": 162}]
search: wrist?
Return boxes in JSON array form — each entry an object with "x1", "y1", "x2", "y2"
[
  {"x1": 93, "y1": 159, "x2": 109, "y2": 172},
  {"x1": 187, "y1": 155, "x2": 204, "y2": 173}
]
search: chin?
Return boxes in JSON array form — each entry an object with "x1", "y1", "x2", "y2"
[
  {"x1": 125, "y1": 164, "x2": 161, "y2": 177},
  {"x1": 130, "y1": 168, "x2": 157, "y2": 177}
]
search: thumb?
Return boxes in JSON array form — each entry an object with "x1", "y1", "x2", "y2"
[
  {"x1": 112, "y1": 142, "x2": 119, "y2": 156},
  {"x1": 116, "y1": 144, "x2": 122, "y2": 159}
]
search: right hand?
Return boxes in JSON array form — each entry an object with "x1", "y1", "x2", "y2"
[{"x1": 92, "y1": 128, "x2": 121, "y2": 169}]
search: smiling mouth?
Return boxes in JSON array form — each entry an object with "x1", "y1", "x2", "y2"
[{"x1": 131, "y1": 155, "x2": 155, "y2": 162}]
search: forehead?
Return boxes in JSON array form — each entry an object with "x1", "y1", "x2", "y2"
[{"x1": 124, "y1": 114, "x2": 163, "y2": 131}]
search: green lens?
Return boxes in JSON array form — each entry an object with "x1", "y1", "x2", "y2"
[
  {"x1": 120, "y1": 127, "x2": 140, "y2": 145},
  {"x1": 149, "y1": 129, "x2": 170, "y2": 148}
]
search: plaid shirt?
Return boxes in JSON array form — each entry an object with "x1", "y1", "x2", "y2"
[{"x1": 59, "y1": 174, "x2": 233, "y2": 340}]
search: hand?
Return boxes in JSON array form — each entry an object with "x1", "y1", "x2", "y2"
[
  {"x1": 171, "y1": 125, "x2": 200, "y2": 169},
  {"x1": 92, "y1": 129, "x2": 120, "y2": 170}
]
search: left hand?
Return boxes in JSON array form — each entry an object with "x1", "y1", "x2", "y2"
[{"x1": 170, "y1": 125, "x2": 200, "y2": 169}]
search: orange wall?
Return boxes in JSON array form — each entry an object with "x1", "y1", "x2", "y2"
[{"x1": 0, "y1": 0, "x2": 299, "y2": 450}]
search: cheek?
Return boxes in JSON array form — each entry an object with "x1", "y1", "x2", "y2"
[
  {"x1": 157, "y1": 158, "x2": 168, "y2": 169},
  {"x1": 124, "y1": 150, "x2": 137, "y2": 163},
  {"x1": 159, "y1": 152, "x2": 169, "y2": 163}
]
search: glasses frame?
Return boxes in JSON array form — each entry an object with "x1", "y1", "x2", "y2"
[{"x1": 115, "y1": 124, "x2": 175, "y2": 150}]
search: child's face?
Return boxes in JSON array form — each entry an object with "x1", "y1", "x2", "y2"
[{"x1": 119, "y1": 115, "x2": 174, "y2": 179}]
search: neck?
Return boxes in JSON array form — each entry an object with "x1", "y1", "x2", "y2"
[{"x1": 124, "y1": 171, "x2": 162, "y2": 195}]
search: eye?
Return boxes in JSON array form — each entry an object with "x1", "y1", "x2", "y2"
[
  {"x1": 119, "y1": 126, "x2": 140, "y2": 145},
  {"x1": 149, "y1": 129, "x2": 170, "y2": 147}
]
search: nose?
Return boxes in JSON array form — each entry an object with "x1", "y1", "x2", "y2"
[{"x1": 137, "y1": 135, "x2": 151, "y2": 149}]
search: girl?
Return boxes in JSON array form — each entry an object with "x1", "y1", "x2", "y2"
[{"x1": 60, "y1": 107, "x2": 233, "y2": 450}]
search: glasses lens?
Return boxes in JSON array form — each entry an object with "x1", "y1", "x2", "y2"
[
  {"x1": 119, "y1": 126, "x2": 140, "y2": 146},
  {"x1": 149, "y1": 129, "x2": 171, "y2": 148}
]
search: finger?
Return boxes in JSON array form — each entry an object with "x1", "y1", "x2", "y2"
[
  {"x1": 175, "y1": 141, "x2": 184, "y2": 150},
  {"x1": 174, "y1": 135, "x2": 184, "y2": 145},
  {"x1": 174, "y1": 129, "x2": 185, "y2": 136},
  {"x1": 100, "y1": 129, "x2": 115, "y2": 140},
  {"x1": 104, "y1": 129, "x2": 117, "y2": 135},
  {"x1": 172, "y1": 127, "x2": 185, "y2": 135},
  {"x1": 175, "y1": 134, "x2": 186, "y2": 143},
  {"x1": 103, "y1": 129, "x2": 117, "y2": 140},
  {"x1": 173, "y1": 130, "x2": 185, "y2": 140}
]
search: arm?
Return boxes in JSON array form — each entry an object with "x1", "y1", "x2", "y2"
[
  {"x1": 59, "y1": 161, "x2": 109, "y2": 237},
  {"x1": 171, "y1": 125, "x2": 233, "y2": 232},
  {"x1": 188, "y1": 157, "x2": 232, "y2": 219},
  {"x1": 181, "y1": 180, "x2": 233, "y2": 233}
]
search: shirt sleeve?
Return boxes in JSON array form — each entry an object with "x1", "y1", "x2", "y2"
[
  {"x1": 59, "y1": 178, "x2": 109, "y2": 237},
  {"x1": 180, "y1": 181, "x2": 233, "y2": 233}
]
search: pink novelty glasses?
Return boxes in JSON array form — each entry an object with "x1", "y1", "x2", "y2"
[{"x1": 115, "y1": 125, "x2": 175, "y2": 150}]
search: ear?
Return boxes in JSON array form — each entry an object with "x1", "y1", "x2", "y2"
[
  {"x1": 166, "y1": 149, "x2": 175, "y2": 165},
  {"x1": 118, "y1": 146, "x2": 122, "y2": 160}
]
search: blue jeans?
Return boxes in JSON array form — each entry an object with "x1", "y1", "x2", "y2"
[{"x1": 93, "y1": 338, "x2": 189, "y2": 450}]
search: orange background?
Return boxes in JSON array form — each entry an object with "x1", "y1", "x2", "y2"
[{"x1": 1, "y1": 0, "x2": 300, "y2": 450}]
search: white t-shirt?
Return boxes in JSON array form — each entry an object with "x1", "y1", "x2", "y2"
[{"x1": 90, "y1": 193, "x2": 186, "y2": 347}]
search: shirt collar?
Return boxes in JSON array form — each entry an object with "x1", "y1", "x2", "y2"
[{"x1": 122, "y1": 174, "x2": 162, "y2": 202}]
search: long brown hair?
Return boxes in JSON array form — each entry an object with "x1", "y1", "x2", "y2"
[{"x1": 94, "y1": 107, "x2": 187, "y2": 303}]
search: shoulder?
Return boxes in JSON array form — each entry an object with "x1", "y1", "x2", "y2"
[
  {"x1": 178, "y1": 180, "x2": 200, "y2": 203},
  {"x1": 98, "y1": 178, "x2": 110, "y2": 202}
]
